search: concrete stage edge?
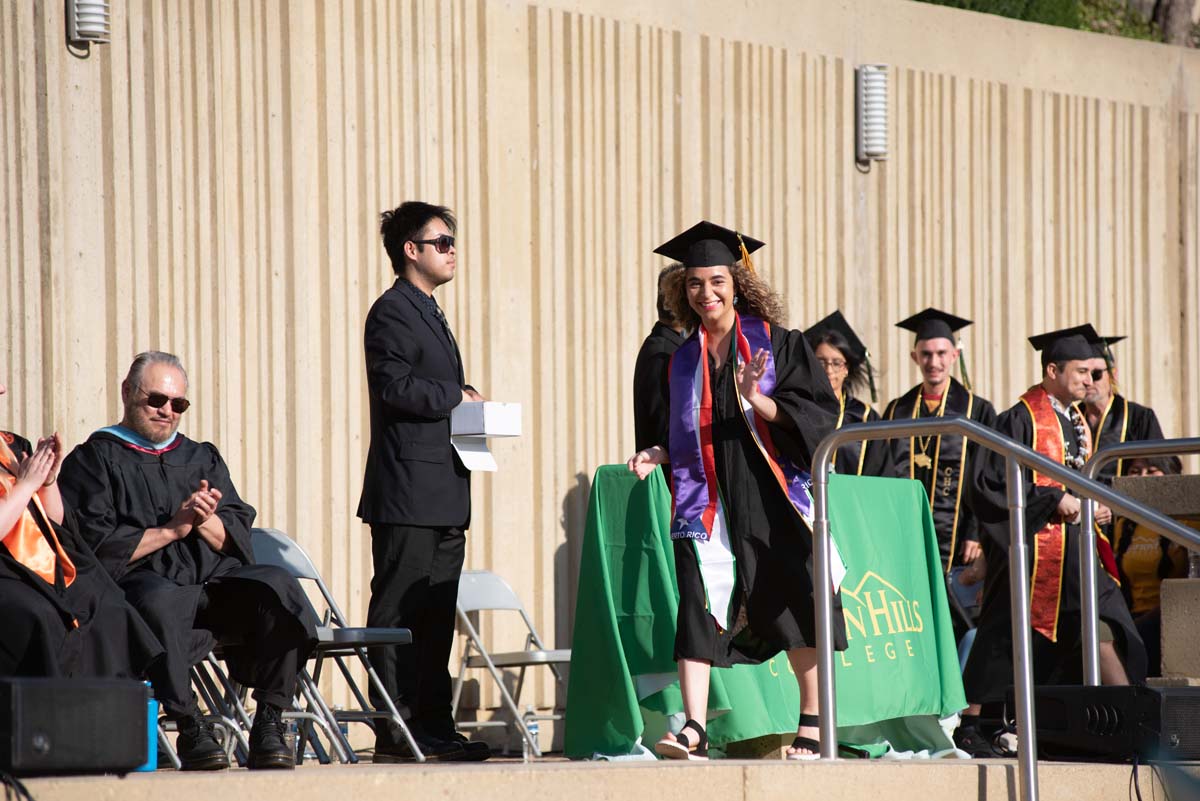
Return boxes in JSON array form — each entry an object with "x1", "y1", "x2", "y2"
[{"x1": 20, "y1": 759, "x2": 1200, "y2": 801}]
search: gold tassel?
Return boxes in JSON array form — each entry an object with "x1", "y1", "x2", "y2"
[
  {"x1": 1104, "y1": 342, "x2": 1120, "y2": 394},
  {"x1": 866, "y1": 349, "x2": 878, "y2": 404},
  {"x1": 736, "y1": 233, "x2": 756, "y2": 274}
]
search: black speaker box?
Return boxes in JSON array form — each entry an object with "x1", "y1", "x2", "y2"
[
  {"x1": 0, "y1": 677, "x2": 149, "y2": 776},
  {"x1": 1006, "y1": 684, "x2": 1200, "y2": 762}
]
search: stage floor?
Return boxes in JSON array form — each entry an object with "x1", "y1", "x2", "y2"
[{"x1": 20, "y1": 757, "x2": 1200, "y2": 801}]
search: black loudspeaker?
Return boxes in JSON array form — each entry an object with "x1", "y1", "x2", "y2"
[
  {"x1": 1007, "y1": 685, "x2": 1200, "y2": 762},
  {"x1": 0, "y1": 677, "x2": 149, "y2": 776}
]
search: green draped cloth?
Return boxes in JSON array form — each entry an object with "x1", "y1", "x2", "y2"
[{"x1": 563, "y1": 466, "x2": 966, "y2": 758}]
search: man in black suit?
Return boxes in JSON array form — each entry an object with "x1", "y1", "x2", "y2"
[{"x1": 359, "y1": 202, "x2": 488, "y2": 762}]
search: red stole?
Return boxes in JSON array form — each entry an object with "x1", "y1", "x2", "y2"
[
  {"x1": 1019, "y1": 386, "x2": 1117, "y2": 642},
  {"x1": 0, "y1": 439, "x2": 76, "y2": 589}
]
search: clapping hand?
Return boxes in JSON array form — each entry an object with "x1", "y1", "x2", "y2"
[
  {"x1": 15, "y1": 440, "x2": 56, "y2": 492},
  {"x1": 34, "y1": 432, "x2": 63, "y2": 486},
  {"x1": 627, "y1": 446, "x2": 668, "y2": 480}
]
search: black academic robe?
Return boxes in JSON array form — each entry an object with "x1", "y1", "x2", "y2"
[
  {"x1": 884, "y1": 379, "x2": 998, "y2": 571},
  {"x1": 0, "y1": 432, "x2": 164, "y2": 679},
  {"x1": 962, "y1": 400, "x2": 1146, "y2": 704},
  {"x1": 833, "y1": 395, "x2": 895, "y2": 478},
  {"x1": 58, "y1": 431, "x2": 318, "y2": 712},
  {"x1": 642, "y1": 322, "x2": 848, "y2": 667},
  {"x1": 1087, "y1": 395, "x2": 1165, "y2": 483},
  {"x1": 632, "y1": 321, "x2": 686, "y2": 452}
]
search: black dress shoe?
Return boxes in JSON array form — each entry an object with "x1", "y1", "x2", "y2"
[
  {"x1": 175, "y1": 715, "x2": 230, "y2": 771},
  {"x1": 373, "y1": 730, "x2": 464, "y2": 763},
  {"x1": 247, "y1": 704, "x2": 295, "y2": 770},
  {"x1": 443, "y1": 732, "x2": 491, "y2": 762}
]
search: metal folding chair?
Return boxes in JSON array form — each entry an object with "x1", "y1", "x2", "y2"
[
  {"x1": 450, "y1": 570, "x2": 570, "y2": 757},
  {"x1": 250, "y1": 527, "x2": 426, "y2": 763}
]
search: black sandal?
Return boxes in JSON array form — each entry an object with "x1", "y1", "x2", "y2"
[
  {"x1": 654, "y1": 718, "x2": 709, "y2": 761},
  {"x1": 787, "y1": 713, "x2": 822, "y2": 761},
  {"x1": 788, "y1": 713, "x2": 870, "y2": 760}
]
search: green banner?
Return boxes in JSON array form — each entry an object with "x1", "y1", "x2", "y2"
[{"x1": 563, "y1": 466, "x2": 966, "y2": 758}]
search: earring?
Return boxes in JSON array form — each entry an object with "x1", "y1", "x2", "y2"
[{"x1": 733, "y1": 295, "x2": 740, "y2": 305}]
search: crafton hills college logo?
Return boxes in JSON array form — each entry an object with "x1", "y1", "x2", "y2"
[{"x1": 838, "y1": 571, "x2": 925, "y2": 668}]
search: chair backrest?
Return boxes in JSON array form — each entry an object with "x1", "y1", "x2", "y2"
[
  {"x1": 252, "y1": 527, "x2": 321, "y2": 580},
  {"x1": 457, "y1": 570, "x2": 526, "y2": 613},
  {"x1": 251, "y1": 527, "x2": 348, "y2": 626}
]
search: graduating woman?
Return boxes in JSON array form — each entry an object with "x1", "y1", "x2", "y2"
[
  {"x1": 0, "y1": 380, "x2": 163, "y2": 680},
  {"x1": 627, "y1": 221, "x2": 847, "y2": 761},
  {"x1": 802, "y1": 311, "x2": 894, "y2": 477}
]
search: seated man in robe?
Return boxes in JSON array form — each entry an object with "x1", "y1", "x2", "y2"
[
  {"x1": 59, "y1": 352, "x2": 318, "y2": 771},
  {"x1": 1, "y1": 380, "x2": 164, "y2": 683}
]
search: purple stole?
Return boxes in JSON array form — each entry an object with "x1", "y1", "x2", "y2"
[{"x1": 668, "y1": 314, "x2": 827, "y2": 541}]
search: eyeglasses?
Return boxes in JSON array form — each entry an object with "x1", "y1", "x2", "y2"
[
  {"x1": 1090, "y1": 369, "x2": 1107, "y2": 381},
  {"x1": 410, "y1": 234, "x2": 455, "y2": 254},
  {"x1": 817, "y1": 358, "x2": 847, "y2": 370},
  {"x1": 138, "y1": 387, "x2": 191, "y2": 414}
]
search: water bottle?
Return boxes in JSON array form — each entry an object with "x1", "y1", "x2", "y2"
[
  {"x1": 522, "y1": 705, "x2": 539, "y2": 761},
  {"x1": 1188, "y1": 549, "x2": 1200, "y2": 578}
]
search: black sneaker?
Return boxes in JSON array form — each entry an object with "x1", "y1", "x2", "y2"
[
  {"x1": 176, "y1": 715, "x2": 230, "y2": 771},
  {"x1": 247, "y1": 704, "x2": 295, "y2": 770},
  {"x1": 953, "y1": 723, "x2": 1000, "y2": 758}
]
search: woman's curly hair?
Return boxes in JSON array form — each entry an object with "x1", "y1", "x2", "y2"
[{"x1": 662, "y1": 263, "x2": 786, "y2": 331}]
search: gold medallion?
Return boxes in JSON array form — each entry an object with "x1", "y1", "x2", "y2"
[{"x1": 913, "y1": 453, "x2": 933, "y2": 469}]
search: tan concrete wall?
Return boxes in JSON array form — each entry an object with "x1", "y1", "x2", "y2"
[{"x1": 3, "y1": 0, "x2": 1200, "y2": 729}]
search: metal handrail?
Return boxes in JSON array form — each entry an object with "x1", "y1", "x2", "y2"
[
  {"x1": 811, "y1": 418, "x2": 1200, "y2": 801},
  {"x1": 1079, "y1": 437, "x2": 1200, "y2": 685}
]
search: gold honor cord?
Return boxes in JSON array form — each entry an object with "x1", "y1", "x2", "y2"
[{"x1": 957, "y1": 337, "x2": 972, "y2": 392}]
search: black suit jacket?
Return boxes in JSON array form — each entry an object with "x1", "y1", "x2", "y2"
[{"x1": 357, "y1": 279, "x2": 471, "y2": 528}]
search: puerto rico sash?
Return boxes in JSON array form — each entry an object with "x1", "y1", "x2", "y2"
[
  {"x1": 668, "y1": 314, "x2": 845, "y2": 629},
  {"x1": 1020, "y1": 386, "x2": 1117, "y2": 642}
]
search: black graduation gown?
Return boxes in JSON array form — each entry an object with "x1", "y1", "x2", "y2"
[
  {"x1": 961, "y1": 402, "x2": 1146, "y2": 704},
  {"x1": 1087, "y1": 395, "x2": 1165, "y2": 483},
  {"x1": 642, "y1": 323, "x2": 848, "y2": 667},
  {"x1": 0, "y1": 432, "x2": 164, "y2": 679},
  {"x1": 884, "y1": 379, "x2": 998, "y2": 570},
  {"x1": 632, "y1": 321, "x2": 686, "y2": 452},
  {"x1": 58, "y1": 431, "x2": 318, "y2": 712},
  {"x1": 833, "y1": 395, "x2": 895, "y2": 478}
]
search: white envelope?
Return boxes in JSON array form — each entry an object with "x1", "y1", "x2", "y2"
[{"x1": 451, "y1": 436, "x2": 498, "y2": 472}]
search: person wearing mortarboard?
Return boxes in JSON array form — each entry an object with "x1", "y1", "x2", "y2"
[
  {"x1": 626, "y1": 221, "x2": 850, "y2": 761},
  {"x1": 632, "y1": 263, "x2": 686, "y2": 454},
  {"x1": 957, "y1": 325, "x2": 1146, "y2": 757},
  {"x1": 1082, "y1": 335, "x2": 1167, "y2": 485},
  {"x1": 802, "y1": 311, "x2": 894, "y2": 477},
  {"x1": 883, "y1": 309, "x2": 999, "y2": 574}
]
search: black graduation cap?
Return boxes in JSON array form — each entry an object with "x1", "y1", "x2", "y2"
[
  {"x1": 654, "y1": 221, "x2": 764, "y2": 269},
  {"x1": 895, "y1": 307, "x2": 972, "y2": 344},
  {"x1": 804, "y1": 310, "x2": 867, "y2": 364},
  {"x1": 1027, "y1": 323, "x2": 1101, "y2": 366}
]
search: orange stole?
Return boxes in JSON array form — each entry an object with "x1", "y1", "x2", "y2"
[
  {"x1": 1019, "y1": 388, "x2": 1067, "y2": 641},
  {"x1": 0, "y1": 440, "x2": 76, "y2": 588}
]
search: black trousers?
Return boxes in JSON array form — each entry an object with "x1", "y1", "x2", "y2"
[
  {"x1": 126, "y1": 572, "x2": 303, "y2": 718},
  {"x1": 366, "y1": 524, "x2": 465, "y2": 739}
]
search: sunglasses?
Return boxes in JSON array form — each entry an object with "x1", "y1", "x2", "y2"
[
  {"x1": 138, "y1": 387, "x2": 191, "y2": 414},
  {"x1": 411, "y1": 234, "x2": 455, "y2": 254},
  {"x1": 1090, "y1": 369, "x2": 1107, "y2": 381}
]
